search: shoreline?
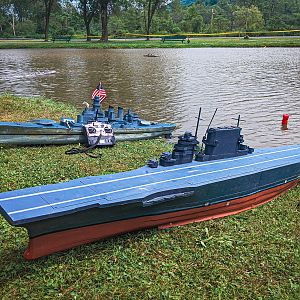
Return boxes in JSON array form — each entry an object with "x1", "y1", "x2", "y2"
[{"x1": 0, "y1": 37, "x2": 300, "y2": 49}]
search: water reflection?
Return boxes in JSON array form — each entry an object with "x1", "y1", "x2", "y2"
[{"x1": 0, "y1": 48, "x2": 299, "y2": 147}]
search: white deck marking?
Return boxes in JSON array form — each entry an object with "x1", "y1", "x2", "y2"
[
  {"x1": 8, "y1": 153, "x2": 300, "y2": 216},
  {"x1": 1, "y1": 146, "x2": 300, "y2": 203}
]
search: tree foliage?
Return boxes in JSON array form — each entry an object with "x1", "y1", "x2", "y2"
[
  {"x1": 142, "y1": 0, "x2": 167, "y2": 39},
  {"x1": 0, "y1": 0, "x2": 299, "y2": 38},
  {"x1": 78, "y1": 0, "x2": 100, "y2": 41},
  {"x1": 233, "y1": 5, "x2": 264, "y2": 31}
]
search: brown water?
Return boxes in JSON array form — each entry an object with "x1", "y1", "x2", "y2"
[{"x1": 0, "y1": 48, "x2": 299, "y2": 147}]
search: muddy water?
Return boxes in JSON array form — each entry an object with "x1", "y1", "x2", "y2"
[{"x1": 0, "y1": 48, "x2": 299, "y2": 147}]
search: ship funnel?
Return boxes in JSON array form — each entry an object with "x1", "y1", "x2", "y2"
[
  {"x1": 117, "y1": 107, "x2": 124, "y2": 120},
  {"x1": 108, "y1": 106, "x2": 115, "y2": 121}
]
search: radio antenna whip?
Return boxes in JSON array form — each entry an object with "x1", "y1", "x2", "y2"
[
  {"x1": 232, "y1": 114, "x2": 244, "y2": 127},
  {"x1": 201, "y1": 108, "x2": 218, "y2": 153},
  {"x1": 194, "y1": 107, "x2": 202, "y2": 138},
  {"x1": 237, "y1": 114, "x2": 241, "y2": 127},
  {"x1": 206, "y1": 108, "x2": 218, "y2": 134}
]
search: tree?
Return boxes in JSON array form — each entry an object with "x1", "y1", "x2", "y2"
[
  {"x1": 0, "y1": 1, "x2": 17, "y2": 36},
  {"x1": 142, "y1": 0, "x2": 166, "y2": 40},
  {"x1": 9, "y1": 3, "x2": 16, "y2": 35},
  {"x1": 171, "y1": 0, "x2": 183, "y2": 24},
  {"x1": 233, "y1": 5, "x2": 264, "y2": 32},
  {"x1": 78, "y1": 0, "x2": 100, "y2": 41},
  {"x1": 0, "y1": 0, "x2": 299, "y2": 38},
  {"x1": 216, "y1": 0, "x2": 236, "y2": 31},
  {"x1": 43, "y1": 0, "x2": 56, "y2": 41},
  {"x1": 183, "y1": 5, "x2": 204, "y2": 32},
  {"x1": 99, "y1": 0, "x2": 109, "y2": 41}
]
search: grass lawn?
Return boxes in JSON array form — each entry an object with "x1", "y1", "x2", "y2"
[
  {"x1": 0, "y1": 37, "x2": 299, "y2": 49},
  {"x1": 0, "y1": 95, "x2": 299, "y2": 299}
]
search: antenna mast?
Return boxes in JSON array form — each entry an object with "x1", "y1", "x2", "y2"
[
  {"x1": 194, "y1": 107, "x2": 202, "y2": 138},
  {"x1": 237, "y1": 114, "x2": 241, "y2": 127},
  {"x1": 206, "y1": 108, "x2": 218, "y2": 133},
  {"x1": 201, "y1": 108, "x2": 218, "y2": 153}
]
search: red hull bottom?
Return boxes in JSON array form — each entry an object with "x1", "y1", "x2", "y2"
[{"x1": 24, "y1": 180, "x2": 299, "y2": 260}]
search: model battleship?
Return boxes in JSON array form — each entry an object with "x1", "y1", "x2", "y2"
[{"x1": 0, "y1": 96, "x2": 176, "y2": 145}]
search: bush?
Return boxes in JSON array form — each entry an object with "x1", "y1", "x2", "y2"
[{"x1": 15, "y1": 20, "x2": 36, "y2": 37}]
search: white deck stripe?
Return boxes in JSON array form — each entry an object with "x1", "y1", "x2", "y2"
[
  {"x1": 1, "y1": 146, "x2": 300, "y2": 203},
  {"x1": 8, "y1": 153, "x2": 300, "y2": 216}
]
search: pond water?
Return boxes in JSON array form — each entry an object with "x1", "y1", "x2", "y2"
[{"x1": 0, "y1": 48, "x2": 299, "y2": 147}]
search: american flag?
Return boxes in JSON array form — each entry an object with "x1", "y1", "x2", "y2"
[{"x1": 91, "y1": 81, "x2": 107, "y2": 103}]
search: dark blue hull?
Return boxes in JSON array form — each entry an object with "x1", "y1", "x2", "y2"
[
  {"x1": 0, "y1": 144, "x2": 299, "y2": 259},
  {"x1": 24, "y1": 163, "x2": 299, "y2": 238}
]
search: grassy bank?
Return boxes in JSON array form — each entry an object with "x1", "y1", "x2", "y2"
[
  {"x1": 0, "y1": 95, "x2": 299, "y2": 299},
  {"x1": 0, "y1": 37, "x2": 300, "y2": 49}
]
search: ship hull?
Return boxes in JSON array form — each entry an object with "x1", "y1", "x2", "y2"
[
  {"x1": 1, "y1": 144, "x2": 299, "y2": 260},
  {"x1": 24, "y1": 179, "x2": 298, "y2": 260},
  {"x1": 0, "y1": 122, "x2": 176, "y2": 145}
]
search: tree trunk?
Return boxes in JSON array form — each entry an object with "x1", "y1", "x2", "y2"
[
  {"x1": 146, "y1": 0, "x2": 152, "y2": 41},
  {"x1": 83, "y1": 10, "x2": 92, "y2": 41},
  {"x1": 100, "y1": 2, "x2": 108, "y2": 42},
  {"x1": 44, "y1": 0, "x2": 54, "y2": 41},
  {"x1": 12, "y1": 12, "x2": 16, "y2": 36},
  {"x1": 210, "y1": 8, "x2": 214, "y2": 33},
  {"x1": 45, "y1": 14, "x2": 49, "y2": 40},
  {"x1": 144, "y1": 0, "x2": 161, "y2": 41},
  {"x1": 146, "y1": 28, "x2": 150, "y2": 41},
  {"x1": 81, "y1": 0, "x2": 99, "y2": 42},
  {"x1": 86, "y1": 23, "x2": 91, "y2": 41}
]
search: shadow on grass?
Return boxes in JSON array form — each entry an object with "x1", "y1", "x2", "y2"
[{"x1": 0, "y1": 226, "x2": 162, "y2": 285}]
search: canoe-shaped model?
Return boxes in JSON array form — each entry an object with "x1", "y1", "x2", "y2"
[
  {"x1": 0, "y1": 125, "x2": 299, "y2": 259},
  {"x1": 0, "y1": 96, "x2": 176, "y2": 145}
]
